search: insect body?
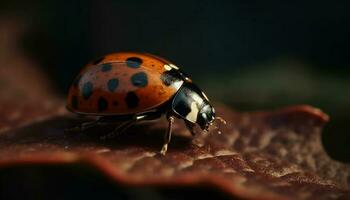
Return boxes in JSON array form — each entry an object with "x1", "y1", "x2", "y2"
[{"x1": 67, "y1": 52, "x2": 216, "y2": 155}]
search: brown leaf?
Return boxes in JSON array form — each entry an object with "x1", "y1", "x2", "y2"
[{"x1": 0, "y1": 97, "x2": 349, "y2": 199}]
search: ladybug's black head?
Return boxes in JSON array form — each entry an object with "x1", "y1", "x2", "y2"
[
  {"x1": 197, "y1": 104, "x2": 215, "y2": 131},
  {"x1": 172, "y1": 82, "x2": 215, "y2": 131}
]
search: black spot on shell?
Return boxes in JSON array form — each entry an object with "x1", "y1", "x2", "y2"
[
  {"x1": 126, "y1": 57, "x2": 142, "y2": 68},
  {"x1": 82, "y1": 82, "x2": 93, "y2": 99},
  {"x1": 131, "y1": 72, "x2": 148, "y2": 87},
  {"x1": 97, "y1": 97, "x2": 108, "y2": 112},
  {"x1": 125, "y1": 92, "x2": 139, "y2": 108},
  {"x1": 107, "y1": 78, "x2": 119, "y2": 92},
  {"x1": 160, "y1": 69, "x2": 183, "y2": 86},
  {"x1": 71, "y1": 96, "x2": 78, "y2": 109},
  {"x1": 93, "y1": 57, "x2": 104, "y2": 65},
  {"x1": 101, "y1": 63, "x2": 112, "y2": 72}
]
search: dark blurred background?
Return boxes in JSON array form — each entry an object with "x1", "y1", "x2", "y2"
[{"x1": 1, "y1": 1, "x2": 350, "y2": 161}]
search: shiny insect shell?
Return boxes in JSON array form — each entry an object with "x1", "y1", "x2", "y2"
[{"x1": 67, "y1": 52, "x2": 216, "y2": 155}]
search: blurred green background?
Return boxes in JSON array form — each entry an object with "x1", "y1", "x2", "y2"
[{"x1": 1, "y1": 0, "x2": 350, "y2": 161}]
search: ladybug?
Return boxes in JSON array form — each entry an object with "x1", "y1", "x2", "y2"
[{"x1": 67, "y1": 52, "x2": 218, "y2": 155}]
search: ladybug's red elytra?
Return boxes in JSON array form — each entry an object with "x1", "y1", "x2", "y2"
[{"x1": 67, "y1": 52, "x2": 217, "y2": 155}]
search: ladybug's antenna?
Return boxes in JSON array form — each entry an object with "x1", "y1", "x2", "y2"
[
  {"x1": 212, "y1": 116, "x2": 227, "y2": 135},
  {"x1": 205, "y1": 116, "x2": 227, "y2": 133},
  {"x1": 214, "y1": 116, "x2": 227, "y2": 125}
]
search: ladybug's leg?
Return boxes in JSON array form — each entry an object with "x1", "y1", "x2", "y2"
[
  {"x1": 184, "y1": 120, "x2": 196, "y2": 136},
  {"x1": 101, "y1": 111, "x2": 163, "y2": 139},
  {"x1": 100, "y1": 119, "x2": 137, "y2": 140},
  {"x1": 65, "y1": 117, "x2": 103, "y2": 133},
  {"x1": 160, "y1": 115, "x2": 175, "y2": 155}
]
